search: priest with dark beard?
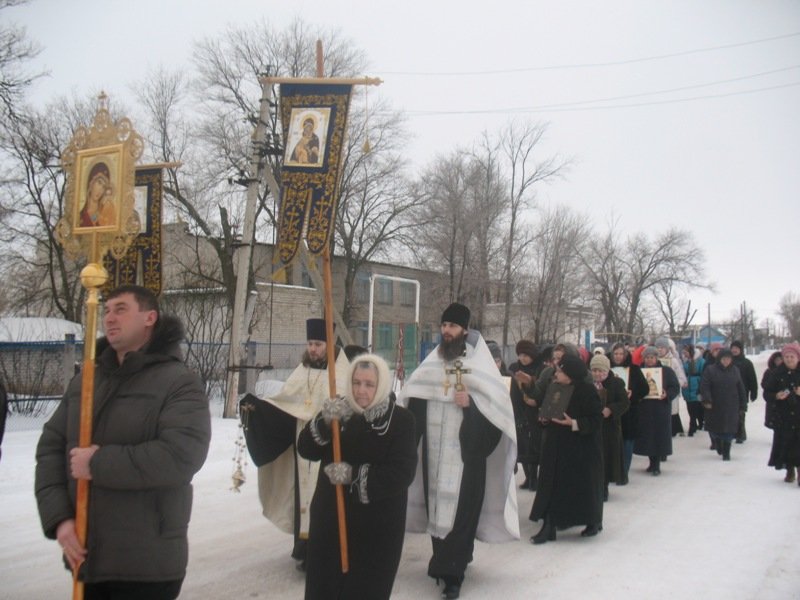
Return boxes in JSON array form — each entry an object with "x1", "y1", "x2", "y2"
[
  {"x1": 398, "y1": 303, "x2": 519, "y2": 600},
  {"x1": 239, "y1": 318, "x2": 350, "y2": 571}
]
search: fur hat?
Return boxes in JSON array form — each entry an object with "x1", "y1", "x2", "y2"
[
  {"x1": 730, "y1": 340, "x2": 744, "y2": 353},
  {"x1": 557, "y1": 354, "x2": 588, "y2": 383},
  {"x1": 306, "y1": 318, "x2": 329, "y2": 341},
  {"x1": 654, "y1": 337, "x2": 671, "y2": 349},
  {"x1": 486, "y1": 340, "x2": 502, "y2": 360},
  {"x1": 590, "y1": 354, "x2": 611, "y2": 372},
  {"x1": 441, "y1": 302, "x2": 470, "y2": 330},
  {"x1": 515, "y1": 339, "x2": 537, "y2": 360},
  {"x1": 642, "y1": 346, "x2": 659, "y2": 358}
]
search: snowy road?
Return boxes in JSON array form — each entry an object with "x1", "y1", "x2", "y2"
[{"x1": 2, "y1": 353, "x2": 798, "y2": 599}]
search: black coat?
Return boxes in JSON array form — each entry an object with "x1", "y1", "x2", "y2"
[
  {"x1": 34, "y1": 316, "x2": 211, "y2": 583},
  {"x1": 633, "y1": 365, "x2": 679, "y2": 457},
  {"x1": 732, "y1": 354, "x2": 758, "y2": 402},
  {"x1": 508, "y1": 360, "x2": 541, "y2": 464},
  {"x1": 598, "y1": 374, "x2": 630, "y2": 485},
  {"x1": 530, "y1": 380, "x2": 603, "y2": 528},
  {"x1": 761, "y1": 352, "x2": 783, "y2": 429},
  {"x1": 764, "y1": 365, "x2": 800, "y2": 468},
  {"x1": 298, "y1": 400, "x2": 417, "y2": 600},
  {"x1": 700, "y1": 362, "x2": 747, "y2": 435}
]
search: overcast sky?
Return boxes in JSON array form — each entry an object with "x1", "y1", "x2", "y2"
[{"x1": 8, "y1": 0, "x2": 800, "y2": 332}]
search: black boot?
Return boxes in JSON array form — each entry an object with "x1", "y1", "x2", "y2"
[
  {"x1": 649, "y1": 457, "x2": 661, "y2": 476},
  {"x1": 531, "y1": 516, "x2": 556, "y2": 544},
  {"x1": 722, "y1": 440, "x2": 731, "y2": 461},
  {"x1": 581, "y1": 523, "x2": 603, "y2": 537},
  {"x1": 520, "y1": 463, "x2": 530, "y2": 490},
  {"x1": 441, "y1": 576, "x2": 461, "y2": 599},
  {"x1": 529, "y1": 464, "x2": 538, "y2": 491}
]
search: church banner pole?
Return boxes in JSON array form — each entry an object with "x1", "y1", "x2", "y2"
[
  {"x1": 322, "y1": 246, "x2": 349, "y2": 573},
  {"x1": 316, "y1": 39, "x2": 349, "y2": 574},
  {"x1": 72, "y1": 262, "x2": 108, "y2": 600},
  {"x1": 54, "y1": 92, "x2": 145, "y2": 600}
]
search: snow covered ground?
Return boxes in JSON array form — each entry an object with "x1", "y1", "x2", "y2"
[{"x1": 2, "y1": 351, "x2": 798, "y2": 600}]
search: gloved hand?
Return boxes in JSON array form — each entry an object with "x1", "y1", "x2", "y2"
[
  {"x1": 322, "y1": 396, "x2": 353, "y2": 424},
  {"x1": 323, "y1": 461, "x2": 353, "y2": 485}
]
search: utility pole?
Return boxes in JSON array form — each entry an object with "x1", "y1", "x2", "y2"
[{"x1": 223, "y1": 77, "x2": 275, "y2": 419}]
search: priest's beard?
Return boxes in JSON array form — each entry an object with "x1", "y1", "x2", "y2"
[
  {"x1": 438, "y1": 331, "x2": 467, "y2": 362},
  {"x1": 302, "y1": 351, "x2": 327, "y2": 369}
]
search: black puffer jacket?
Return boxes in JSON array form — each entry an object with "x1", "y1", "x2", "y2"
[{"x1": 35, "y1": 316, "x2": 211, "y2": 583}]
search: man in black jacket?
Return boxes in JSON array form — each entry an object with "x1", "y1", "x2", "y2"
[
  {"x1": 35, "y1": 285, "x2": 211, "y2": 600},
  {"x1": 730, "y1": 340, "x2": 758, "y2": 444}
]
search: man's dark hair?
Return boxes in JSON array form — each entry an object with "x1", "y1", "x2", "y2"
[{"x1": 105, "y1": 285, "x2": 160, "y2": 316}]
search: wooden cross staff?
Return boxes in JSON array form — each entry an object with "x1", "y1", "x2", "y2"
[{"x1": 446, "y1": 359, "x2": 471, "y2": 392}]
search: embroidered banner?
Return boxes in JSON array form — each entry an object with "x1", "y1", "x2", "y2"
[
  {"x1": 102, "y1": 168, "x2": 163, "y2": 295},
  {"x1": 277, "y1": 83, "x2": 353, "y2": 264}
]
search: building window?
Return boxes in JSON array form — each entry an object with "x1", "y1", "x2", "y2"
[
  {"x1": 376, "y1": 322, "x2": 394, "y2": 351},
  {"x1": 354, "y1": 271, "x2": 370, "y2": 304},
  {"x1": 352, "y1": 321, "x2": 368, "y2": 347},
  {"x1": 376, "y1": 279, "x2": 393, "y2": 305},
  {"x1": 399, "y1": 282, "x2": 415, "y2": 307}
]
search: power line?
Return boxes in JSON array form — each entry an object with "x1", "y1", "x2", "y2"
[
  {"x1": 405, "y1": 80, "x2": 800, "y2": 116},
  {"x1": 400, "y1": 78, "x2": 800, "y2": 117},
  {"x1": 383, "y1": 31, "x2": 800, "y2": 76}
]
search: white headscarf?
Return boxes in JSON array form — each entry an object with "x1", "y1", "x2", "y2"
[{"x1": 345, "y1": 353, "x2": 392, "y2": 414}]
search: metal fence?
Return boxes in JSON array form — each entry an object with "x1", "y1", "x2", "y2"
[{"x1": 0, "y1": 337, "x2": 433, "y2": 432}]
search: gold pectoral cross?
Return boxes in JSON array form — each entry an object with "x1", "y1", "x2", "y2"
[{"x1": 446, "y1": 359, "x2": 471, "y2": 392}]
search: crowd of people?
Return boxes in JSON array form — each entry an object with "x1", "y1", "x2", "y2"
[{"x1": 31, "y1": 289, "x2": 800, "y2": 600}]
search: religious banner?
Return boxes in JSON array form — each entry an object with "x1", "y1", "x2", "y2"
[
  {"x1": 276, "y1": 82, "x2": 353, "y2": 264},
  {"x1": 102, "y1": 167, "x2": 163, "y2": 296}
]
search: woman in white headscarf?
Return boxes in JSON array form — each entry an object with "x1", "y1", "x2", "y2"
[
  {"x1": 655, "y1": 337, "x2": 688, "y2": 437},
  {"x1": 298, "y1": 354, "x2": 417, "y2": 600}
]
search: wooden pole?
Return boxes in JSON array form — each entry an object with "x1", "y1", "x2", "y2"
[
  {"x1": 315, "y1": 37, "x2": 349, "y2": 574},
  {"x1": 72, "y1": 262, "x2": 108, "y2": 600}
]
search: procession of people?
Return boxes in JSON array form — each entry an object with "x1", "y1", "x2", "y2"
[{"x1": 30, "y1": 288, "x2": 793, "y2": 600}]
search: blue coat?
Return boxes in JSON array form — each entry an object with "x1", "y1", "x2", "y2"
[{"x1": 681, "y1": 357, "x2": 705, "y2": 402}]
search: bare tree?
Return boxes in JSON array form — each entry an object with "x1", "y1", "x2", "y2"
[
  {"x1": 518, "y1": 205, "x2": 589, "y2": 343},
  {"x1": 466, "y1": 136, "x2": 507, "y2": 329},
  {"x1": 496, "y1": 120, "x2": 569, "y2": 347},
  {"x1": 161, "y1": 289, "x2": 230, "y2": 397},
  {"x1": 0, "y1": 0, "x2": 43, "y2": 121},
  {"x1": 652, "y1": 279, "x2": 698, "y2": 337},
  {"x1": 412, "y1": 150, "x2": 475, "y2": 304},
  {"x1": 334, "y1": 98, "x2": 422, "y2": 326},
  {"x1": 581, "y1": 225, "x2": 708, "y2": 342},
  {"x1": 779, "y1": 291, "x2": 800, "y2": 341}
]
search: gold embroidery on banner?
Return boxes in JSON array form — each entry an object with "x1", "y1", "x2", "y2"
[{"x1": 277, "y1": 89, "x2": 352, "y2": 264}]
